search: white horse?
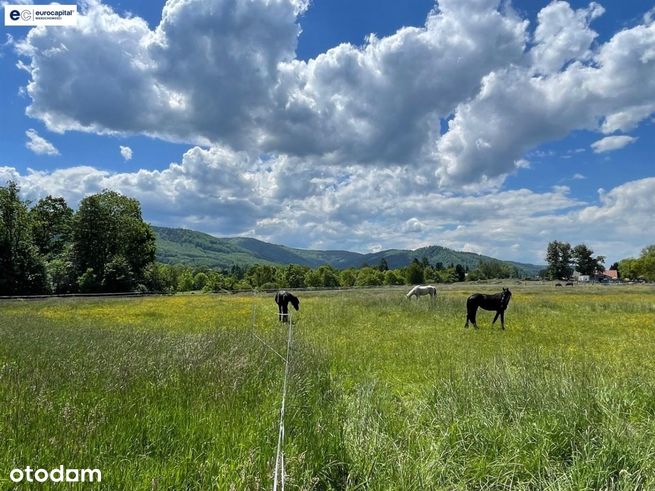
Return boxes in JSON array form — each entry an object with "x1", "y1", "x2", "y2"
[{"x1": 406, "y1": 285, "x2": 437, "y2": 300}]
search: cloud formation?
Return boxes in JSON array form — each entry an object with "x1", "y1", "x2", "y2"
[
  {"x1": 120, "y1": 145, "x2": 133, "y2": 161},
  {"x1": 25, "y1": 128, "x2": 59, "y2": 155},
  {"x1": 4, "y1": 1, "x2": 655, "y2": 264},
  {"x1": 13, "y1": 0, "x2": 655, "y2": 186},
  {"x1": 2, "y1": 147, "x2": 653, "y2": 263},
  {"x1": 591, "y1": 135, "x2": 638, "y2": 153}
]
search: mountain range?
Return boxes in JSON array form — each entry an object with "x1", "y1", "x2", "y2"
[{"x1": 153, "y1": 226, "x2": 543, "y2": 277}]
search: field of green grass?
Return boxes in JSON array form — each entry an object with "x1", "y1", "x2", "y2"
[{"x1": 1, "y1": 285, "x2": 655, "y2": 489}]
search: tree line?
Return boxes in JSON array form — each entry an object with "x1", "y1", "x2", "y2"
[
  {"x1": 2, "y1": 182, "x2": 530, "y2": 295},
  {"x1": 1, "y1": 182, "x2": 155, "y2": 295},
  {"x1": 146, "y1": 257, "x2": 521, "y2": 294},
  {"x1": 617, "y1": 246, "x2": 655, "y2": 282},
  {"x1": 542, "y1": 240, "x2": 655, "y2": 282},
  {"x1": 542, "y1": 241, "x2": 606, "y2": 280}
]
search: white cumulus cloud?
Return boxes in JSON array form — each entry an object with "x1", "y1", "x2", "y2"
[
  {"x1": 12, "y1": 0, "x2": 655, "y2": 188},
  {"x1": 591, "y1": 135, "x2": 638, "y2": 153},
  {"x1": 3, "y1": 0, "x2": 655, "y2": 264},
  {"x1": 3, "y1": 145, "x2": 653, "y2": 263},
  {"x1": 120, "y1": 145, "x2": 133, "y2": 161},
  {"x1": 25, "y1": 128, "x2": 59, "y2": 155}
]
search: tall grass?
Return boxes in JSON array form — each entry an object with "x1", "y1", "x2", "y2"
[
  {"x1": 1, "y1": 286, "x2": 654, "y2": 489},
  {"x1": 0, "y1": 296, "x2": 342, "y2": 489}
]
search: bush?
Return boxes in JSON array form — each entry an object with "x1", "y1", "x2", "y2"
[
  {"x1": 103, "y1": 255, "x2": 134, "y2": 292},
  {"x1": 78, "y1": 268, "x2": 99, "y2": 293},
  {"x1": 355, "y1": 267, "x2": 384, "y2": 286}
]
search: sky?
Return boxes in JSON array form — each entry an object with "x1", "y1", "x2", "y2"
[{"x1": 1, "y1": 0, "x2": 654, "y2": 265}]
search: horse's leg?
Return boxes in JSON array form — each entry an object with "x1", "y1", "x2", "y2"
[
  {"x1": 492, "y1": 311, "x2": 500, "y2": 324},
  {"x1": 282, "y1": 303, "x2": 288, "y2": 323},
  {"x1": 500, "y1": 310, "x2": 505, "y2": 330},
  {"x1": 278, "y1": 304, "x2": 283, "y2": 322},
  {"x1": 466, "y1": 303, "x2": 478, "y2": 328}
]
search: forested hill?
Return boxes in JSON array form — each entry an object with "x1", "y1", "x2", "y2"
[{"x1": 154, "y1": 226, "x2": 543, "y2": 277}]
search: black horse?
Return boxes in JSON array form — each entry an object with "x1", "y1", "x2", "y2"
[
  {"x1": 274, "y1": 290, "x2": 300, "y2": 322},
  {"x1": 464, "y1": 288, "x2": 512, "y2": 329}
]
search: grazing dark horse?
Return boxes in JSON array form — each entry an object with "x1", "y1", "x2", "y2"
[
  {"x1": 464, "y1": 288, "x2": 512, "y2": 329},
  {"x1": 275, "y1": 290, "x2": 299, "y2": 322}
]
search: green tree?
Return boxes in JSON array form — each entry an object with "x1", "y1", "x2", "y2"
[
  {"x1": 383, "y1": 269, "x2": 404, "y2": 285},
  {"x1": 103, "y1": 255, "x2": 134, "y2": 292},
  {"x1": 622, "y1": 245, "x2": 655, "y2": 281},
  {"x1": 233, "y1": 279, "x2": 253, "y2": 290},
  {"x1": 339, "y1": 269, "x2": 357, "y2": 287},
  {"x1": 317, "y1": 265, "x2": 340, "y2": 287},
  {"x1": 230, "y1": 264, "x2": 246, "y2": 280},
  {"x1": 281, "y1": 264, "x2": 308, "y2": 288},
  {"x1": 247, "y1": 264, "x2": 278, "y2": 288},
  {"x1": 406, "y1": 259, "x2": 425, "y2": 284},
  {"x1": 0, "y1": 182, "x2": 48, "y2": 294},
  {"x1": 178, "y1": 270, "x2": 194, "y2": 291},
  {"x1": 47, "y1": 254, "x2": 76, "y2": 294},
  {"x1": 203, "y1": 271, "x2": 229, "y2": 292},
  {"x1": 73, "y1": 190, "x2": 155, "y2": 292},
  {"x1": 144, "y1": 263, "x2": 177, "y2": 293},
  {"x1": 78, "y1": 268, "x2": 99, "y2": 293},
  {"x1": 193, "y1": 272, "x2": 209, "y2": 290},
  {"x1": 454, "y1": 264, "x2": 466, "y2": 282},
  {"x1": 638, "y1": 246, "x2": 655, "y2": 281},
  {"x1": 438, "y1": 267, "x2": 458, "y2": 283},
  {"x1": 617, "y1": 258, "x2": 638, "y2": 280},
  {"x1": 355, "y1": 267, "x2": 384, "y2": 286},
  {"x1": 29, "y1": 196, "x2": 73, "y2": 258},
  {"x1": 378, "y1": 258, "x2": 389, "y2": 272},
  {"x1": 471, "y1": 261, "x2": 518, "y2": 280},
  {"x1": 545, "y1": 241, "x2": 573, "y2": 280},
  {"x1": 304, "y1": 269, "x2": 322, "y2": 288},
  {"x1": 304, "y1": 265, "x2": 340, "y2": 288},
  {"x1": 424, "y1": 266, "x2": 440, "y2": 283},
  {"x1": 572, "y1": 244, "x2": 605, "y2": 276}
]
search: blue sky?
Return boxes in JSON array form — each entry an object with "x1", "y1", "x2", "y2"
[{"x1": 1, "y1": 0, "x2": 654, "y2": 265}]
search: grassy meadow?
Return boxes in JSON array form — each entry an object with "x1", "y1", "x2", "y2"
[{"x1": 1, "y1": 284, "x2": 655, "y2": 489}]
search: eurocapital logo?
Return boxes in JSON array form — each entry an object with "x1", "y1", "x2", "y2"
[{"x1": 4, "y1": 4, "x2": 77, "y2": 26}]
